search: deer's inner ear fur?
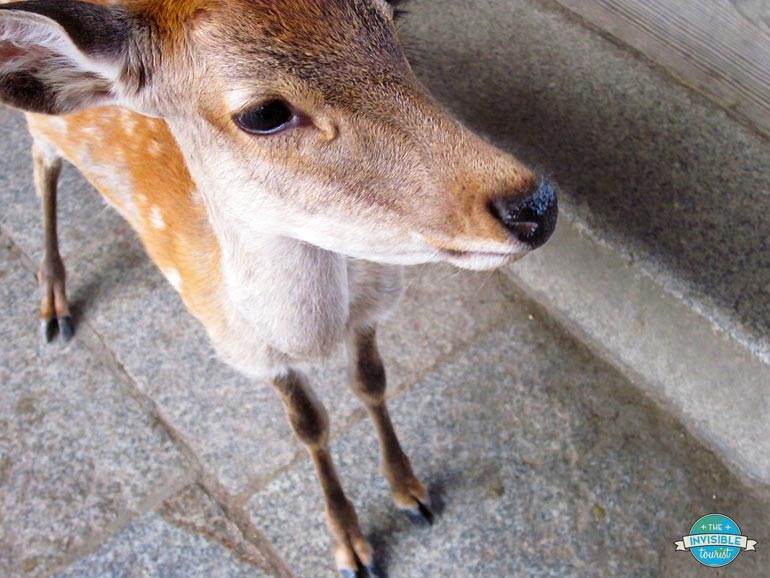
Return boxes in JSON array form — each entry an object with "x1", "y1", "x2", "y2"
[{"x1": 0, "y1": 1, "x2": 133, "y2": 114}]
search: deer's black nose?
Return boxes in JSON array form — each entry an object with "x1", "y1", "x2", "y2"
[{"x1": 490, "y1": 179, "x2": 558, "y2": 249}]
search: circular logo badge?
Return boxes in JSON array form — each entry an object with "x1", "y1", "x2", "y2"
[{"x1": 689, "y1": 514, "x2": 742, "y2": 567}]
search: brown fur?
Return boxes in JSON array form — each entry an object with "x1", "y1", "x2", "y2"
[
  {"x1": 28, "y1": 110, "x2": 226, "y2": 332},
  {"x1": 273, "y1": 369, "x2": 374, "y2": 569},
  {"x1": 32, "y1": 142, "x2": 68, "y2": 326},
  {"x1": 347, "y1": 328, "x2": 428, "y2": 510}
]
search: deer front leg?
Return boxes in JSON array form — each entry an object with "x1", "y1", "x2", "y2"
[
  {"x1": 346, "y1": 327, "x2": 433, "y2": 525},
  {"x1": 272, "y1": 369, "x2": 382, "y2": 578},
  {"x1": 32, "y1": 141, "x2": 72, "y2": 343}
]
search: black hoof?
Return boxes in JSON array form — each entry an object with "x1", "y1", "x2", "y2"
[
  {"x1": 339, "y1": 569, "x2": 357, "y2": 578},
  {"x1": 40, "y1": 319, "x2": 56, "y2": 343},
  {"x1": 58, "y1": 316, "x2": 74, "y2": 341},
  {"x1": 364, "y1": 562, "x2": 386, "y2": 578},
  {"x1": 403, "y1": 500, "x2": 434, "y2": 527}
]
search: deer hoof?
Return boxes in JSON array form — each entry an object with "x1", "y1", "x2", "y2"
[
  {"x1": 363, "y1": 561, "x2": 386, "y2": 578},
  {"x1": 40, "y1": 318, "x2": 57, "y2": 343},
  {"x1": 402, "y1": 499, "x2": 434, "y2": 527},
  {"x1": 58, "y1": 316, "x2": 74, "y2": 341},
  {"x1": 39, "y1": 315, "x2": 74, "y2": 343},
  {"x1": 339, "y1": 560, "x2": 385, "y2": 578}
]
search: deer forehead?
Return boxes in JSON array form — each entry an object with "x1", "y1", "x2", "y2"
[
  {"x1": 118, "y1": 0, "x2": 397, "y2": 47},
  {"x1": 138, "y1": 0, "x2": 407, "y2": 95}
]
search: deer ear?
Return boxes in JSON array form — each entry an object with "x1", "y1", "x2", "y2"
[{"x1": 0, "y1": 1, "x2": 135, "y2": 114}]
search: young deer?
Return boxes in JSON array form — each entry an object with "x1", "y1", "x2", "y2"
[{"x1": 0, "y1": 0, "x2": 557, "y2": 575}]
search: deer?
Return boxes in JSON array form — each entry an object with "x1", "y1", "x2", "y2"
[{"x1": 0, "y1": 0, "x2": 558, "y2": 575}]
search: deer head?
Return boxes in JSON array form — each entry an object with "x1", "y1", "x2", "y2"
[{"x1": 0, "y1": 0, "x2": 557, "y2": 270}]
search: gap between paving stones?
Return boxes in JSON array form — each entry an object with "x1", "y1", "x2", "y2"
[{"x1": 162, "y1": 482, "x2": 298, "y2": 578}]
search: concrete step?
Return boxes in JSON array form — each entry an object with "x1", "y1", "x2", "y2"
[{"x1": 399, "y1": 0, "x2": 770, "y2": 493}]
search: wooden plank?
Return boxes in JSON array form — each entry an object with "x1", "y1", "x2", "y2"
[{"x1": 553, "y1": 0, "x2": 770, "y2": 137}]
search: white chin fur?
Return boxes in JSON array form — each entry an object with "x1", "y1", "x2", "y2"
[{"x1": 442, "y1": 251, "x2": 526, "y2": 271}]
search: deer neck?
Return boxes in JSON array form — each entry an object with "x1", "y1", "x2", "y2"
[{"x1": 168, "y1": 118, "x2": 351, "y2": 357}]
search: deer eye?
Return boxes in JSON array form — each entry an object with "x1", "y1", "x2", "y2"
[{"x1": 234, "y1": 100, "x2": 295, "y2": 135}]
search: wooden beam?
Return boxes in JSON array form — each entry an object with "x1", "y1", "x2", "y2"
[{"x1": 552, "y1": 0, "x2": 770, "y2": 137}]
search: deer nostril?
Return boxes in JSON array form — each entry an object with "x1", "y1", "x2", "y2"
[{"x1": 489, "y1": 179, "x2": 558, "y2": 249}]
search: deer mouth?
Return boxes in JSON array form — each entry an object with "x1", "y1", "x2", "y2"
[{"x1": 439, "y1": 248, "x2": 525, "y2": 271}]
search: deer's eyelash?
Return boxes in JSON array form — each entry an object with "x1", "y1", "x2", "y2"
[{"x1": 386, "y1": 0, "x2": 410, "y2": 19}]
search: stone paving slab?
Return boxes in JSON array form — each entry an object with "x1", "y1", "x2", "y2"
[
  {"x1": 246, "y1": 304, "x2": 770, "y2": 577},
  {"x1": 54, "y1": 485, "x2": 278, "y2": 578},
  {"x1": 0, "y1": 237, "x2": 188, "y2": 578},
  {"x1": 0, "y1": 107, "x2": 521, "y2": 496}
]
